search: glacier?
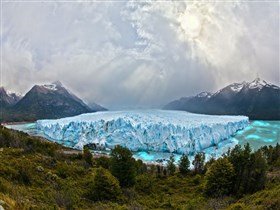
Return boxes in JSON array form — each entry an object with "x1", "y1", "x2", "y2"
[{"x1": 36, "y1": 110, "x2": 249, "y2": 155}]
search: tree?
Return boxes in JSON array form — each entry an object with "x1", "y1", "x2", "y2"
[
  {"x1": 178, "y1": 154, "x2": 190, "y2": 175},
  {"x1": 192, "y1": 152, "x2": 205, "y2": 174},
  {"x1": 83, "y1": 146, "x2": 94, "y2": 167},
  {"x1": 205, "y1": 157, "x2": 234, "y2": 197},
  {"x1": 88, "y1": 167, "x2": 121, "y2": 201},
  {"x1": 227, "y1": 144, "x2": 245, "y2": 195},
  {"x1": 246, "y1": 150, "x2": 267, "y2": 193},
  {"x1": 227, "y1": 144, "x2": 267, "y2": 196},
  {"x1": 261, "y1": 144, "x2": 280, "y2": 167},
  {"x1": 167, "y1": 154, "x2": 176, "y2": 176},
  {"x1": 95, "y1": 156, "x2": 111, "y2": 169},
  {"x1": 110, "y1": 145, "x2": 136, "y2": 187},
  {"x1": 157, "y1": 165, "x2": 162, "y2": 177}
]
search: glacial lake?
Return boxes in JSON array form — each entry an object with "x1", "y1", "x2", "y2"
[{"x1": 5, "y1": 120, "x2": 280, "y2": 164}]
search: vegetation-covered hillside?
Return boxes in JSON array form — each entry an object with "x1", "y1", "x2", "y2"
[{"x1": 0, "y1": 126, "x2": 279, "y2": 209}]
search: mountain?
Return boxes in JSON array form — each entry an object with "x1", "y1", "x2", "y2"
[
  {"x1": 0, "y1": 81, "x2": 106, "y2": 122},
  {"x1": 89, "y1": 102, "x2": 107, "y2": 112},
  {"x1": 164, "y1": 92, "x2": 212, "y2": 113},
  {"x1": 164, "y1": 78, "x2": 280, "y2": 120},
  {"x1": 0, "y1": 87, "x2": 22, "y2": 107}
]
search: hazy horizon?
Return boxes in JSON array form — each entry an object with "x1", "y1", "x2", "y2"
[{"x1": 1, "y1": 1, "x2": 279, "y2": 109}]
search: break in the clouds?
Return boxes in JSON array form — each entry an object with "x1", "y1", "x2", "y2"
[{"x1": 1, "y1": 1, "x2": 279, "y2": 109}]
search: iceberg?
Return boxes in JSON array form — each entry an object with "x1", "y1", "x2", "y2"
[{"x1": 36, "y1": 110, "x2": 249, "y2": 154}]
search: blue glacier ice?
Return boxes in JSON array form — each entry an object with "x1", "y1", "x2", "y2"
[{"x1": 36, "y1": 110, "x2": 249, "y2": 154}]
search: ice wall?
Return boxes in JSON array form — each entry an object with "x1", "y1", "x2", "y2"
[{"x1": 36, "y1": 110, "x2": 249, "y2": 154}]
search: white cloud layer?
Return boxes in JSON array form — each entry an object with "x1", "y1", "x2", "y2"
[{"x1": 1, "y1": 1, "x2": 279, "y2": 109}]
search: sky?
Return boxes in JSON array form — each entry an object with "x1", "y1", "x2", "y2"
[{"x1": 1, "y1": 0, "x2": 279, "y2": 109}]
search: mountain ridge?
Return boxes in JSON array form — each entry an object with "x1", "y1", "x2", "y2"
[
  {"x1": 164, "y1": 78, "x2": 280, "y2": 120},
  {"x1": 0, "y1": 87, "x2": 22, "y2": 107},
  {"x1": 0, "y1": 81, "x2": 106, "y2": 122}
]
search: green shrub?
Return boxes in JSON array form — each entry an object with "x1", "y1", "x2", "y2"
[
  {"x1": 227, "y1": 203, "x2": 246, "y2": 210},
  {"x1": 95, "y1": 156, "x2": 111, "y2": 169},
  {"x1": 192, "y1": 174, "x2": 202, "y2": 185},
  {"x1": 135, "y1": 174, "x2": 155, "y2": 194},
  {"x1": 205, "y1": 158, "x2": 234, "y2": 197},
  {"x1": 0, "y1": 178, "x2": 8, "y2": 193},
  {"x1": 87, "y1": 167, "x2": 122, "y2": 201},
  {"x1": 110, "y1": 145, "x2": 136, "y2": 187},
  {"x1": 17, "y1": 166, "x2": 32, "y2": 185}
]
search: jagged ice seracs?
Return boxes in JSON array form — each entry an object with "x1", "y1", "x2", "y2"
[{"x1": 36, "y1": 110, "x2": 249, "y2": 154}]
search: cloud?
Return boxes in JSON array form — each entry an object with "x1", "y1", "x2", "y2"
[{"x1": 1, "y1": 1, "x2": 279, "y2": 109}]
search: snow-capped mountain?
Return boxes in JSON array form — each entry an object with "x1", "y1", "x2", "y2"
[
  {"x1": 197, "y1": 92, "x2": 213, "y2": 98},
  {"x1": 164, "y1": 78, "x2": 280, "y2": 120},
  {"x1": 214, "y1": 78, "x2": 279, "y2": 95},
  {"x1": 6, "y1": 81, "x2": 106, "y2": 121},
  {"x1": 12, "y1": 81, "x2": 90, "y2": 119},
  {"x1": 0, "y1": 87, "x2": 22, "y2": 106}
]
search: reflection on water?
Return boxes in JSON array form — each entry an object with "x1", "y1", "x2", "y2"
[{"x1": 5, "y1": 120, "x2": 280, "y2": 164}]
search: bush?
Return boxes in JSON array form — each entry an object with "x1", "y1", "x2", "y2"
[
  {"x1": 95, "y1": 156, "x2": 111, "y2": 169},
  {"x1": 88, "y1": 167, "x2": 121, "y2": 201},
  {"x1": 0, "y1": 126, "x2": 59, "y2": 156},
  {"x1": 55, "y1": 184, "x2": 80, "y2": 209},
  {"x1": 135, "y1": 175, "x2": 155, "y2": 194},
  {"x1": 110, "y1": 145, "x2": 136, "y2": 187},
  {"x1": 192, "y1": 174, "x2": 202, "y2": 186},
  {"x1": 205, "y1": 158, "x2": 234, "y2": 197},
  {"x1": 227, "y1": 203, "x2": 246, "y2": 210},
  {"x1": 0, "y1": 178, "x2": 8, "y2": 193},
  {"x1": 17, "y1": 166, "x2": 32, "y2": 185}
]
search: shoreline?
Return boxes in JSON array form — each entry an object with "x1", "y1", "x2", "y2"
[
  {"x1": 3, "y1": 124, "x2": 83, "y2": 154},
  {"x1": 2, "y1": 121, "x2": 36, "y2": 126}
]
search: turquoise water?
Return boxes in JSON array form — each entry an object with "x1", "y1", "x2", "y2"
[
  {"x1": 5, "y1": 120, "x2": 280, "y2": 164},
  {"x1": 232, "y1": 120, "x2": 280, "y2": 150}
]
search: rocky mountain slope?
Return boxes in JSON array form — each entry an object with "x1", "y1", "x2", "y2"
[
  {"x1": 164, "y1": 78, "x2": 280, "y2": 120},
  {"x1": 0, "y1": 81, "x2": 106, "y2": 122},
  {"x1": 0, "y1": 87, "x2": 22, "y2": 107}
]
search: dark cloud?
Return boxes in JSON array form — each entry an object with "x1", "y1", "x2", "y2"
[{"x1": 1, "y1": 1, "x2": 279, "y2": 109}]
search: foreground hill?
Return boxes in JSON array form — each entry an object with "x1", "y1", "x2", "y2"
[
  {"x1": 164, "y1": 78, "x2": 280, "y2": 120},
  {"x1": 0, "y1": 81, "x2": 106, "y2": 122},
  {"x1": 0, "y1": 126, "x2": 279, "y2": 209}
]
